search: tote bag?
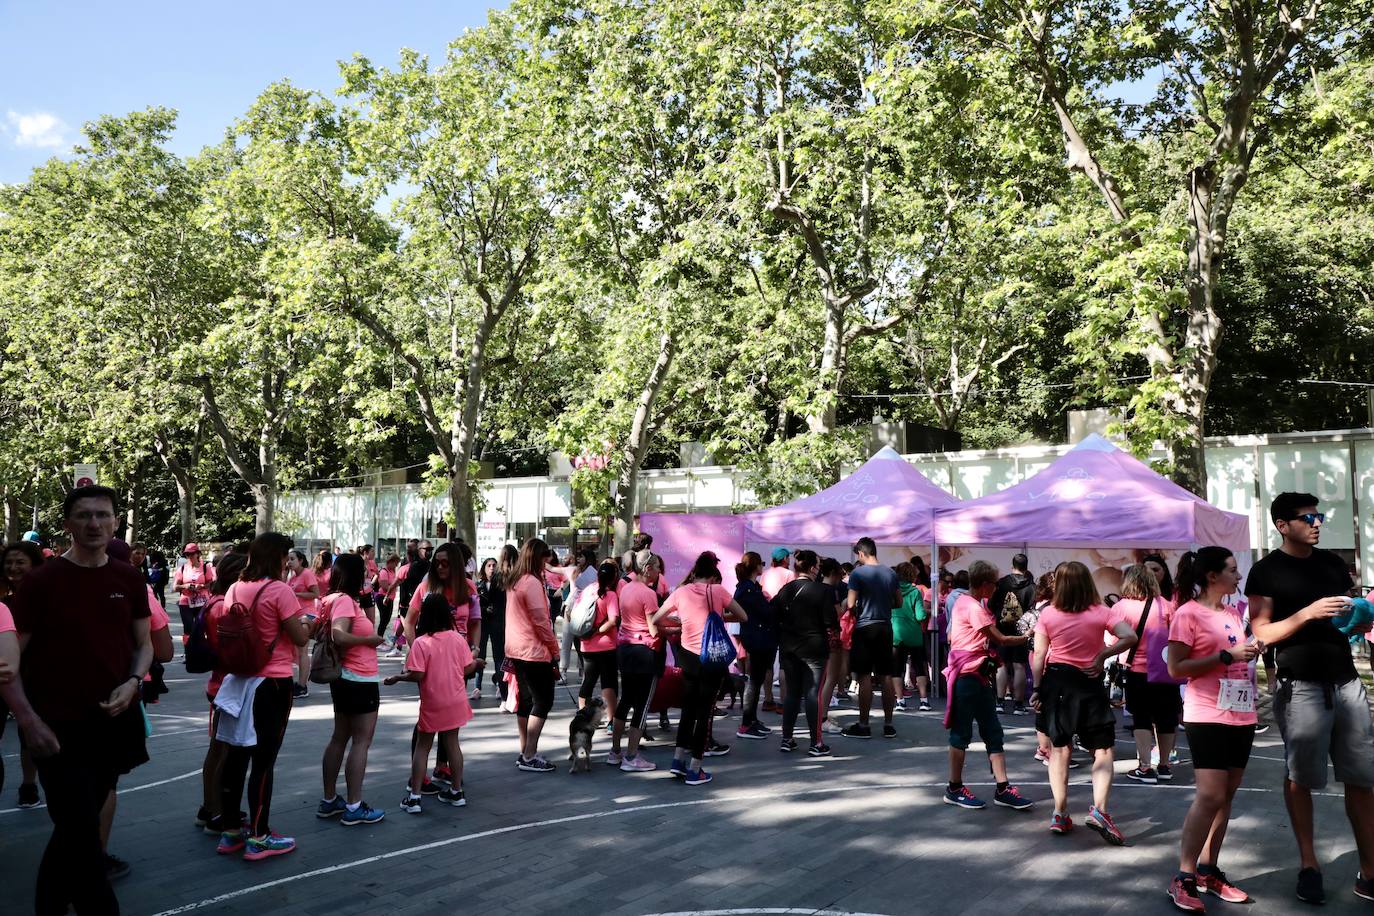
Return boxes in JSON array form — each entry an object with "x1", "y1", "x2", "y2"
[
  {"x1": 1145, "y1": 624, "x2": 1185, "y2": 686},
  {"x1": 699, "y1": 587, "x2": 737, "y2": 667}
]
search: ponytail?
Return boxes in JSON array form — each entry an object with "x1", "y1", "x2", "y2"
[{"x1": 1175, "y1": 546, "x2": 1233, "y2": 602}]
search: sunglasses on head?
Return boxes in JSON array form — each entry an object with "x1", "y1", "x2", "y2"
[{"x1": 1290, "y1": 512, "x2": 1326, "y2": 525}]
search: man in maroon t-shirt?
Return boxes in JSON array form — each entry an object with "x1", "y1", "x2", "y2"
[{"x1": 12, "y1": 485, "x2": 152, "y2": 916}]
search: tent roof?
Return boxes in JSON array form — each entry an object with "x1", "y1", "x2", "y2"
[
  {"x1": 931, "y1": 434, "x2": 1250, "y2": 549},
  {"x1": 743, "y1": 446, "x2": 957, "y2": 547}
]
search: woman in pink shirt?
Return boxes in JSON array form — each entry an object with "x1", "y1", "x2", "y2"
[
  {"x1": 505, "y1": 538, "x2": 561, "y2": 772},
  {"x1": 1031, "y1": 561, "x2": 1137, "y2": 844},
  {"x1": 651, "y1": 551, "x2": 749, "y2": 786},
  {"x1": 1164, "y1": 547, "x2": 1260, "y2": 910},
  {"x1": 578, "y1": 561, "x2": 621, "y2": 724},
  {"x1": 217, "y1": 533, "x2": 311, "y2": 861},
  {"x1": 611, "y1": 555, "x2": 664, "y2": 772},
  {"x1": 196, "y1": 550, "x2": 247, "y2": 835},
  {"x1": 286, "y1": 550, "x2": 320, "y2": 699},
  {"x1": 1115, "y1": 564, "x2": 1181, "y2": 784},
  {"x1": 316, "y1": 554, "x2": 386, "y2": 826},
  {"x1": 174, "y1": 542, "x2": 215, "y2": 642}
]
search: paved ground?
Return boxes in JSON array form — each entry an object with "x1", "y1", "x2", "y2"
[{"x1": 4, "y1": 648, "x2": 1374, "y2": 915}]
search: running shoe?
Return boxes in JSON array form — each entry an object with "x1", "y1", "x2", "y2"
[
  {"x1": 882, "y1": 723, "x2": 897, "y2": 739},
  {"x1": 895, "y1": 697, "x2": 909, "y2": 711},
  {"x1": 1167, "y1": 874, "x2": 1205, "y2": 912},
  {"x1": 993, "y1": 785, "x2": 1033, "y2": 811},
  {"x1": 606, "y1": 750, "x2": 624, "y2": 766},
  {"x1": 620, "y1": 755, "x2": 657, "y2": 773},
  {"x1": 517, "y1": 755, "x2": 556, "y2": 773},
  {"x1": 807, "y1": 743, "x2": 832, "y2": 757},
  {"x1": 1012, "y1": 704, "x2": 1028, "y2": 715},
  {"x1": 779, "y1": 737, "x2": 798, "y2": 753},
  {"x1": 821, "y1": 719, "x2": 843, "y2": 734},
  {"x1": 840, "y1": 723, "x2": 872, "y2": 739},
  {"x1": 1296, "y1": 867, "x2": 1325, "y2": 904},
  {"x1": 292, "y1": 684, "x2": 309, "y2": 699},
  {"x1": 1254, "y1": 723, "x2": 1270, "y2": 735},
  {"x1": 942, "y1": 786, "x2": 985, "y2": 809},
  {"x1": 1049, "y1": 812, "x2": 1073, "y2": 834},
  {"x1": 194, "y1": 806, "x2": 211, "y2": 828},
  {"x1": 243, "y1": 833, "x2": 297, "y2": 861},
  {"x1": 1157, "y1": 764, "x2": 1173, "y2": 781},
  {"x1": 436, "y1": 788, "x2": 467, "y2": 808},
  {"x1": 418, "y1": 779, "x2": 440, "y2": 795},
  {"x1": 704, "y1": 741, "x2": 731, "y2": 757},
  {"x1": 104, "y1": 853, "x2": 132, "y2": 882},
  {"x1": 316, "y1": 795, "x2": 348, "y2": 818},
  {"x1": 1085, "y1": 805, "x2": 1126, "y2": 846},
  {"x1": 683, "y1": 768, "x2": 713, "y2": 786},
  {"x1": 828, "y1": 696, "x2": 841, "y2": 709},
  {"x1": 1196, "y1": 866, "x2": 1249, "y2": 903},
  {"x1": 918, "y1": 698, "x2": 931, "y2": 712},
  {"x1": 668, "y1": 759, "x2": 688, "y2": 779},
  {"x1": 753, "y1": 721, "x2": 773, "y2": 734},
  {"x1": 16, "y1": 783, "x2": 40, "y2": 808},
  {"x1": 399, "y1": 794, "x2": 422, "y2": 814},
  {"x1": 340, "y1": 802, "x2": 386, "y2": 825},
  {"x1": 736, "y1": 723, "x2": 768, "y2": 741},
  {"x1": 1126, "y1": 767, "x2": 1159, "y2": 784},
  {"x1": 432, "y1": 764, "x2": 454, "y2": 787},
  {"x1": 216, "y1": 829, "x2": 248, "y2": 855},
  {"x1": 1355, "y1": 871, "x2": 1374, "y2": 902}
]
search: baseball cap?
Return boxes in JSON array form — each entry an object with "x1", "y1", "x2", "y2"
[
  {"x1": 183, "y1": 542, "x2": 201, "y2": 555},
  {"x1": 771, "y1": 547, "x2": 791, "y2": 562}
]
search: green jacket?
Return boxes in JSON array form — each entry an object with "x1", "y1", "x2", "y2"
[{"x1": 892, "y1": 582, "x2": 926, "y2": 647}]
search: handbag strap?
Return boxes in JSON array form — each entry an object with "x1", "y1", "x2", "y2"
[{"x1": 1124, "y1": 596, "x2": 1154, "y2": 666}]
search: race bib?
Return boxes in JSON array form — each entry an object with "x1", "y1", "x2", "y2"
[
  {"x1": 189, "y1": 593, "x2": 207, "y2": 609},
  {"x1": 1216, "y1": 678, "x2": 1255, "y2": 713}
]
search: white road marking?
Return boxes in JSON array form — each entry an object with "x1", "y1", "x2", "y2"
[{"x1": 0, "y1": 768, "x2": 202, "y2": 816}]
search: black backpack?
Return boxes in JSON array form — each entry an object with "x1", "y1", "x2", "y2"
[{"x1": 184, "y1": 595, "x2": 220, "y2": 674}]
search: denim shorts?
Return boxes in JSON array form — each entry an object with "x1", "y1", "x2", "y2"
[{"x1": 1274, "y1": 677, "x2": 1374, "y2": 790}]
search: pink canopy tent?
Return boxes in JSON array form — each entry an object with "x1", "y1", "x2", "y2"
[{"x1": 931, "y1": 434, "x2": 1250, "y2": 551}]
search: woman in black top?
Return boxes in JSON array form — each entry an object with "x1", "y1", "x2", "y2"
[
  {"x1": 733, "y1": 552, "x2": 776, "y2": 740},
  {"x1": 774, "y1": 550, "x2": 841, "y2": 756}
]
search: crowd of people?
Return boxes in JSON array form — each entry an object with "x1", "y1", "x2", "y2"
[{"x1": 2, "y1": 486, "x2": 1374, "y2": 914}]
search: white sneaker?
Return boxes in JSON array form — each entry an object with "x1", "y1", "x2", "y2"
[{"x1": 828, "y1": 696, "x2": 840, "y2": 709}]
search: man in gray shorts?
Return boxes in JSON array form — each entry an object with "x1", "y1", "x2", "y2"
[{"x1": 1248, "y1": 491, "x2": 1374, "y2": 905}]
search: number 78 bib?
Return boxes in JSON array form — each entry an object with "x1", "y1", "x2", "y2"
[{"x1": 1216, "y1": 678, "x2": 1254, "y2": 713}]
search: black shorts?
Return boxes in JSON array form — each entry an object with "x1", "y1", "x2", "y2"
[
  {"x1": 999, "y1": 644, "x2": 1030, "y2": 665},
  {"x1": 1185, "y1": 722, "x2": 1256, "y2": 770},
  {"x1": 617, "y1": 642, "x2": 658, "y2": 676},
  {"x1": 580, "y1": 649, "x2": 619, "y2": 697},
  {"x1": 330, "y1": 679, "x2": 381, "y2": 716},
  {"x1": 1039, "y1": 664, "x2": 1115, "y2": 750},
  {"x1": 893, "y1": 643, "x2": 928, "y2": 675},
  {"x1": 1124, "y1": 671, "x2": 1180, "y2": 734},
  {"x1": 850, "y1": 624, "x2": 899, "y2": 678}
]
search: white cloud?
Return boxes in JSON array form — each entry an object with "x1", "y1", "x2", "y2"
[{"x1": 5, "y1": 110, "x2": 70, "y2": 149}]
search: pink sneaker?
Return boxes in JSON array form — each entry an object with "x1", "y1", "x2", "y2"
[{"x1": 619, "y1": 755, "x2": 657, "y2": 773}]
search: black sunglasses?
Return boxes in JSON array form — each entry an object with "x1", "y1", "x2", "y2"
[{"x1": 1289, "y1": 512, "x2": 1326, "y2": 525}]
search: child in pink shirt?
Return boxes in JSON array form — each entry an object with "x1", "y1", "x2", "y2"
[{"x1": 387, "y1": 593, "x2": 483, "y2": 813}]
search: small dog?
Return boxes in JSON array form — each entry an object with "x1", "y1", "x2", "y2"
[
  {"x1": 716, "y1": 669, "x2": 746, "y2": 711},
  {"x1": 568, "y1": 697, "x2": 605, "y2": 774}
]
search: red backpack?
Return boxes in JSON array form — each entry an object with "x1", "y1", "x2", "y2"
[{"x1": 215, "y1": 585, "x2": 275, "y2": 676}]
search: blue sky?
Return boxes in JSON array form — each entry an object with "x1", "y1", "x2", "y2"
[{"x1": 0, "y1": 1, "x2": 501, "y2": 184}]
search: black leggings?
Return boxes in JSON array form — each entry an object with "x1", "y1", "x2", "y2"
[
  {"x1": 580, "y1": 649, "x2": 619, "y2": 699},
  {"x1": 220, "y1": 677, "x2": 294, "y2": 836},
  {"x1": 616, "y1": 644, "x2": 657, "y2": 730},
  {"x1": 480, "y1": 612, "x2": 507, "y2": 692},
  {"x1": 781, "y1": 652, "x2": 828, "y2": 744},
  {"x1": 742, "y1": 646, "x2": 777, "y2": 726},
  {"x1": 177, "y1": 601, "x2": 197, "y2": 635},
  {"x1": 676, "y1": 650, "x2": 726, "y2": 759},
  {"x1": 376, "y1": 600, "x2": 395, "y2": 643},
  {"x1": 512, "y1": 658, "x2": 556, "y2": 718}
]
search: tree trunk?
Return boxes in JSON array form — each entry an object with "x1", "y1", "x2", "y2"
[
  {"x1": 447, "y1": 314, "x2": 493, "y2": 546},
  {"x1": 255, "y1": 424, "x2": 277, "y2": 536},
  {"x1": 3, "y1": 491, "x2": 20, "y2": 543},
  {"x1": 125, "y1": 460, "x2": 145, "y2": 544},
  {"x1": 612, "y1": 329, "x2": 676, "y2": 556},
  {"x1": 154, "y1": 432, "x2": 197, "y2": 547},
  {"x1": 807, "y1": 294, "x2": 844, "y2": 435}
]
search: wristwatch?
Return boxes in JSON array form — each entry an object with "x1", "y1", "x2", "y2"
[{"x1": 1218, "y1": 649, "x2": 1234, "y2": 666}]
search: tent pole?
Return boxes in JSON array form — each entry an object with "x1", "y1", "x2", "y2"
[{"x1": 930, "y1": 539, "x2": 942, "y2": 699}]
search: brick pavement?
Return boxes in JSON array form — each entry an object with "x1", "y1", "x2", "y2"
[{"x1": 3, "y1": 654, "x2": 1372, "y2": 916}]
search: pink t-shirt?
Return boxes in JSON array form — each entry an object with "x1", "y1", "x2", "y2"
[
  {"x1": 949, "y1": 593, "x2": 996, "y2": 673},
  {"x1": 580, "y1": 590, "x2": 620, "y2": 654},
  {"x1": 323, "y1": 593, "x2": 379, "y2": 678},
  {"x1": 224, "y1": 579, "x2": 300, "y2": 679},
  {"x1": 505, "y1": 574, "x2": 558, "y2": 662},
  {"x1": 175, "y1": 561, "x2": 215, "y2": 602},
  {"x1": 288, "y1": 569, "x2": 320, "y2": 615},
  {"x1": 1036, "y1": 604, "x2": 1124, "y2": 669},
  {"x1": 408, "y1": 579, "x2": 480, "y2": 636},
  {"x1": 759, "y1": 566, "x2": 796, "y2": 601},
  {"x1": 660, "y1": 583, "x2": 733, "y2": 655},
  {"x1": 1169, "y1": 600, "x2": 1257, "y2": 726},
  {"x1": 0, "y1": 599, "x2": 14, "y2": 634},
  {"x1": 407, "y1": 629, "x2": 473, "y2": 733},
  {"x1": 1114, "y1": 597, "x2": 1172, "y2": 673},
  {"x1": 617, "y1": 580, "x2": 659, "y2": 646},
  {"x1": 146, "y1": 586, "x2": 170, "y2": 632}
]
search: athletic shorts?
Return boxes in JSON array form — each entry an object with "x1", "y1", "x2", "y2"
[
  {"x1": 1124, "y1": 671, "x2": 1180, "y2": 735},
  {"x1": 330, "y1": 679, "x2": 381, "y2": 716},
  {"x1": 1274, "y1": 677, "x2": 1374, "y2": 789},
  {"x1": 849, "y1": 623, "x2": 899, "y2": 678},
  {"x1": 893, "y1": 643, "x2": 928, "y2": 676},
  {"x1": 948, "y1": 674, "x2": 1004, "y2": 754},
  {"x1": 1038, "y1": 664, "x2": 1115, "y2": 750},
  {"x1": 998, "y1": 643, "x2": 1030, "y2": 666},
  {"x1": 1185, "y1": 722, "x2": 1256, "y2": 770}
]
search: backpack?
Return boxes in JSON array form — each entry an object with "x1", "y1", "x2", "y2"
[
  {"x1": 215, "y1": 585, "x2": 275, "y2": 676},
  {"x1": 183, "y1": 594, "x2": 221, "y2": 674},
  {"x1": 568, "y1": 585, "x2": 600, "y2": 640},
  {"x1": 309, "y1": 595, "x2": 343, "y2": 685}
]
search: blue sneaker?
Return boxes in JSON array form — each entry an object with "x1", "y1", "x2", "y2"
[
  {"x1": 216, "y1": 829, "x2": 247, "y2": 855},
  {"x1": 669, "y1": 759, "x2": 688, "y2": 779},
  {"x1": 243, "y1": 832, "x2": 296, "y2": 861},
  {"x1": 316, "y1": 796, "x2": 347, "y2": 819},
  {"x1": 943, "y1": 786, "x2": 986, "y2": 809},
  {"x1": 340, "y1": 801, "x2": 385, "y2": 825},
  {"x1": 993, "y1": 785, "x2": 1033, "y2": 811},
  {"x1": 683, "y1": 768, "x2": 713, "y2": 786}
]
